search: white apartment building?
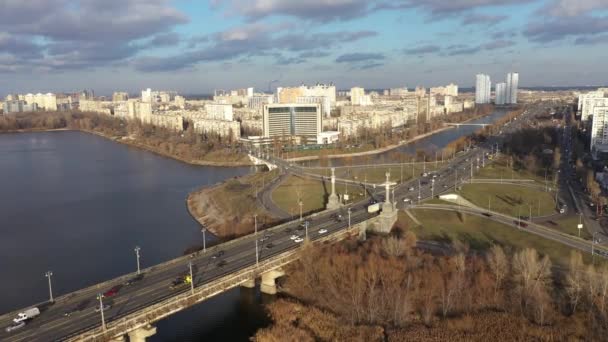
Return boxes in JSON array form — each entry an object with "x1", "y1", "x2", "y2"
[
  {"x1": 262, "y1": 103, "x2": 321, "y2": 140},
  {"x1": 389, "y1": 87, "x2": 409, "y2": 96},
  {"x1": 204, "y1": 103, "x2": 234, "y2": 121},
  {"x1": 296, "y1": 96, "x2": 331, "y2": 118},
  {"x1": 591, "y1": 107, "x2": 608, "y2": 158},
  {"x1": 350, "y1": 87, "x2": 372, "y2": 106},
  {"x1": 248, "y1": 95, "x2": 274, "y2": 110},
  {"x1": 475, "y1": 74, "x2": 491, "y2": 104},
  {"x1": 582, "y1": 97, "x2": 608, "y2": 121},
  {"x1": 277, "y1": 84, "x2": 336, "y2": 106},
  {"x1": 430, "y1": 83, "x2": 458, "y2": 97},
  {"x1": 495, "y1": 83, "x2": 507, "y2": 105},
  {"x1": 506, "y1": 72, "x2": 519, "y2": 104}
]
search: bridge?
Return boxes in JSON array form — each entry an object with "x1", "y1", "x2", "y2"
[
  {"x1": 445, "y1": 122, "x2": 490, "y2": 128},
  {"x1": 3, "y1": 109, "x2": 585, "y2": 341}
]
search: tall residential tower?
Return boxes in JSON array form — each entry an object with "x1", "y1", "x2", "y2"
[{"x1": 475, "y1": 74, "x2": 491, "y2": 104}]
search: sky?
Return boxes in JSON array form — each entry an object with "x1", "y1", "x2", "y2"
[{"x1": 1, "y1": 0, "x2": 608, "y2": 95}]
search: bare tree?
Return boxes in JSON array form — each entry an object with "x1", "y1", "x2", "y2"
[
  {"x1": 487, "y1": 245, "x2": 509, "y2": 307},
  {"x1": 565, "y1": 251, "x2": 585, "y2": 313},
  {"x1": 512, "y1": 248, "x2": 553, "y2": 324}
]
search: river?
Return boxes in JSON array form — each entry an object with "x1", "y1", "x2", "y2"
[
  {"x1": 307, "y1": 108, "x2": 509, "y2": 167},
  {"x1": 0, "y1": 131, "x2": 269, "y2": 341},
  {"x1": 0, "y1": 109, "x2": 509, "y2": 340}
]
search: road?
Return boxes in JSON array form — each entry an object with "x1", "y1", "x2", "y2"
[{"x1": 0, "y1": 102, "x2": 567, "y2": 341}]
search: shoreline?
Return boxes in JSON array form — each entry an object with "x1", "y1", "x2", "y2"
[
  {"x1": 286, "y1": 111, "x2": 493, "y2": 162},
  {"x1": 0, "y1": 128, "x2": 254, "y2": 168}
]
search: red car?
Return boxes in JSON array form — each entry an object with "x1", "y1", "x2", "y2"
[{"x1": 103, "y1": 285, "x2": 122, "y2": 298}]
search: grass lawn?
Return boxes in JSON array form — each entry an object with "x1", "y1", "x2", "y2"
[
  {"x1": 400, "y1": 209, "x2": 593, "y2": 266},
  {"x1": 459, "y1": 183, "x2": 557, "y2": 217},
  {"x1": 476, "y1": 155, "x2": 555, "y2": 184},
  {"x1": 272, "y1": 175, "x2": 366, "y2": 216},
  {"x1": 210, "y1": 169, "x2": 279, "y2": 217},
  {"x1": 307, "y1": 162, "x2": 449, "y2": 184},
  {"x1": 540, "y1": 215, "x2": 592, "y2": 240}
]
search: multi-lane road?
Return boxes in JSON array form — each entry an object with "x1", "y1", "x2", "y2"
[{"x1": 0, "y1": 103, "x2": 573, "y2": 341}]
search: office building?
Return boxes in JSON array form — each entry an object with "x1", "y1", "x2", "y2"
[
  {"x1": 506, "y1": 72, "x2": 519, "y2": 104},
  {"x1": 262, "y1": 103, "x2": 321, "y2": 140},
  {"x1": 277, "y1": 84, "x2": 336, "y2": 105},
  {"x1": 475, "y1": 74, "x2": 491, "y2": 104}
]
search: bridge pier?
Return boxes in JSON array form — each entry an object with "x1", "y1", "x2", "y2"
[
  {"x1": 110, "y1": 336, "x2": 126, "y2": 342},
  {"x1": 260, "y1": 269, "x2": 285, "y2": 295},
  {"x1": 127, "y1": 324, "x2": 157, "y2": 342},
  {"x1": 241, "y1": 277, "x2": 256, "y2": 288}
]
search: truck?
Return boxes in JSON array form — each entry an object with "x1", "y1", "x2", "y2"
[
  {"x1": 367, "y1": 203, "x2": 380, "y2": 213},
  {"x1": 13, "y1": 307, "x2": 40, "y2": 323}
]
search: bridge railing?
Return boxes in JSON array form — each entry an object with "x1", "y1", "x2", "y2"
[{"x1": 69, "y1": 219, "x2": 365, "y2": 341}]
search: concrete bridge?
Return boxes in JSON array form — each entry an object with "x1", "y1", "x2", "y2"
[{"x1": 445, "y1": 123, "x2": 490, "y2": 128}]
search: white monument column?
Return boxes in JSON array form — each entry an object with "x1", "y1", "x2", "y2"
[{"x1": 327, "y1": 167, "x2": 340, "y2": 210}]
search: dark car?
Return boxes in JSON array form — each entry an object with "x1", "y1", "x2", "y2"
[
  {"x1": 212, "y1": 250, "x2": 225, "y2": 259},
  {"x1": 124, "y1": 274, "x2": 144, "y2": 286},
  {"x1": 103, "y1": 285, "x2": 122, "y2": 298},
  {"x1": 217, "y1": 260, "x2": 227, "y2": 268}
]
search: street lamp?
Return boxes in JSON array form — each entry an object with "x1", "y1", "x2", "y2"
[
  {"x1": 305, "y1": 220, "x2": 309, "y2": 240},
  {"x1": 188, "y1": 261, "x2": 195, "y2": 295},
  {"x1": 254, "y1": 215, "x2": 259, "y2": 266},
  {"x1": 418, "y1": 179, "x2": 421, "y2": 204},
  {"x1": 203, "y1": 228, "x2": 207, "y2": 253},
  {"x1": 592, "y1": 232, "x2": 599, "y2": 264},
  {"x1": 348, "y1": 208, "x2": 352, "y2": 229},
  {"x1": 97, "y1": 293, "x2": 106, "y2": 331},
  {"x1": 299, "y1": 201, "x2": 303, "y2": 221},
  {"x1": 45, "y1": 271, "x2": 54, "y2": 303},
  {"x1": 134, "y1": 246, "x2": 141, "y2": 275}
]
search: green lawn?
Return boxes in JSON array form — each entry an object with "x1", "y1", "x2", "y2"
[
  {"x1": 459, "y1": 183, "x2": 557, "y2": 217},
  {"x1": 210, "y1": 169, "x2": 279, "y2": 217},
  {"x1": 307, "y1": 162, "x2": 449, "y2": 184},
  {"x1": 476, "y1": 156, "x2": 555, "y2": 184},
  {"x1": 539, "y1": 215, "x2": 592, "y2": 240},
  {"x1": 401, "y1": 209, "x2": 594, "y2": 266},
  {"x1": 272, "y1": 175, "x2": 365, "y2": 216}
]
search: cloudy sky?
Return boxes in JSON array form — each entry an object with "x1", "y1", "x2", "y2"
[{"x1": 1, "y1": 0, "x2": 607, "y2": 95}]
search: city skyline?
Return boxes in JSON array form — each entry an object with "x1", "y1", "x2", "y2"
[{"x1": 2, "y1": 0, "x2": 608, "y2": 94}]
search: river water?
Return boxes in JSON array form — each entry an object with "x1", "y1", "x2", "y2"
[
  {"x1": 0, "y1": 109, "x2": 509, "y2": 340},
  {"x1": 0, "y1": 131, "x2": 269, "y2": 341},
  {"x1": 310, "y1": 108, "x2": 509, "y2": 167}
]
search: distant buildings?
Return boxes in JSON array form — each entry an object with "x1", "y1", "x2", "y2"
[
  {"x1": 350, "y1": 87, "x2": 372, "y2": 106},
  {"x1": 3, "y1": 100, "x2": 38, "y2": 113},
  {"x1": 430, "y1": 83, "x2": 458, "y2": 97},
  {"x1": 262, "y1": 103, "x2": 321, "y2": 140},
  {"x1": 277, "y1": 84, "x2": 336, "y2": 106},
  {"x1": 296, "y1": 96, "x2": 331, "y2": 118},
  {"x1": 475, "y1": 74, "x2": 491, "y2": 104},
  {"x1": 506, "y1": 72, "x2": 519, "y2": 104},
  {"x1": 580, "y1": 90, "x2": 608, "y2": 121},
  {"x1": 389, "y1": 87, "x2": 409, "y2": 97},
  {"x1": 204, "y1": 103, "x2": 234, "y2": 121},
  {"x1": 495, "y1": 83, "x2": 507, "y2": 105},
  {"x1": 112, "y1": 92, "x2": 129, "y2": 102},
  {"x1": 248, "y1": 95, "x2": 274, "y2": 110}
]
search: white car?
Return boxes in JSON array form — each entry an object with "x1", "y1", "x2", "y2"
[
  {"x1": 408, "y1": 187, "x2": 415, "y2": 191},
  {"x1": 290, "y1": 234, "x2": 299, "y2": 240},
  {"x1": 294, "y1": 238, "x2": 304, "y2": 243},
  {"x1": 318, "y1": 229, "x2": 328, "y2": 234},
  {"x1": 403, "y1": 198, "x2": 411, "y2": 203}
]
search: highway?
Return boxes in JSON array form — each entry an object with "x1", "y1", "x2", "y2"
[{"x1": 0, "y1": 102, "x2": 567, "y2": 341}]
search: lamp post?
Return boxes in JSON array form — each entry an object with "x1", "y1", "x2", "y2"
[
  {"x1": 188, "y1": 261, "x2": 194, "y2": 295},
  {"x1": 299, "y1": 201, "x2": 303, "y2": 221},
  {"x1": 305, "y1": 220, "x2": 309, "y2": 240},
  {"x1": 418, "y1": 179, "x2": 421, "y2": 204},
  {"x1": 254, "y1": 215, "x2": 259, "y2": 266},
  {"x1": 45, "y1": 271, "x2": 54, "y2": 303},
  {"x1": 348, "y1": 208, "x2": 352, "y2": 229},
  {"x1": 97, "y1": 293, "x2": 106, "y2": 331},
  {"x1": 134, "y1": 246, "x2": 141, "y2": 275},
  {"x1": 592, "y1": 232, "x2": 599, "y2": 264},
  {"x1": 203, "y1": 228, "x2": 207, "y2": 253}
]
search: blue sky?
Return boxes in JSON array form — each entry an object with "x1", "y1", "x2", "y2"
[{"x1": 1, "y1": 0, "x2": 607, "y2": 95}]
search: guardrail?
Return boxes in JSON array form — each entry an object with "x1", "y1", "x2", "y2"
[{"x1": 67, "y1": 218, "x2": 366, "y2": 341}]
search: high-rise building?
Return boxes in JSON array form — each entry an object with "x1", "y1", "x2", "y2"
[
  {"x1": 350, "y1": 87, "x2": 365, "y2": 106},
  {"x1": 582, "y1": 97, "x2": 608, "y2": 121},
  {"x1": 277, "y1": 84, "x2": 336, "y2": 105},
  {"x1": 506, "y1": 72, "x2": 519, "y2": 104},
  {"x1": 296, "y1": 96, "x2": 330, "y2": 118},
  {"x1": 112, "y1": 92, "x2": 129, "y2": 102},
  {"x1": 389, "y1": 87, "x2": 408, "y2": 96},
  {"x1": 475, "y1": 74, "x2": 491, "y2": 104},
  {"x1": 204, "y1": 103, "x2": 234, "y2": 121},
  {"x1": 495, "y1": 83, "x2": 507, "y2": 105},
  {"x1": 263, "y1": 103, "x2": 321, "y2": 139},
  {"x1": 591, "y1": 106, "x2": 608, "y2": 158}
]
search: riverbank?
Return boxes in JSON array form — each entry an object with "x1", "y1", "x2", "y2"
[
  {"x1": 286, "y1": 126, "x2": 454, "y2": 162},
  {"x1": 187, "y1": 170, "x2": 280, "y2": 238},
  {"x1": 0, "y1": 112, "x2": 253, "y2": 167}
]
